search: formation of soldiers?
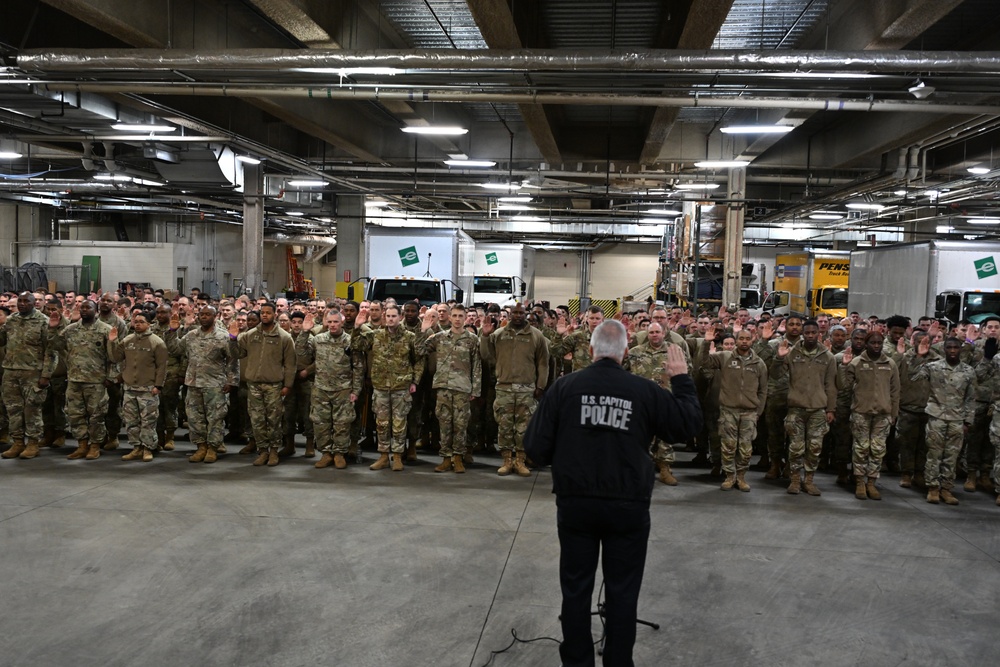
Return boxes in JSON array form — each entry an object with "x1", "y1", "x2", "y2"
[{"x1": 2, "y1": 287, "x2": 999, "y2": 508}]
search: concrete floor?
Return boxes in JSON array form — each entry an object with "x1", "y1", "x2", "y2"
[{"x1": 1, "y1": 441, "x2": 999, "y2": 667}]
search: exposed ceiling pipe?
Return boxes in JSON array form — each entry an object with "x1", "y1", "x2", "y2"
[{"x1": 19, "y1": 48, "x2": 1000, "y2": 74}]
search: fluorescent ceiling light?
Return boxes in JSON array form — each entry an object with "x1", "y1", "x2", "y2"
[
  {"x1": 365, "y1": 200, "x2": 389, "y2": 208},
  {"x1": 923, "y1": 190, "x2": 940, "y2": 198},
  {"x1": 893, "y1": 190, "x2": 907, "y2": 196},
  {"x1": 497, "y1": 204, "x2": 533, "y2": 211},
  {"x1": 444, "y1": 159, "x2": 496, "y2": 168},
  {"x1": 236, "y1": 155, "x2": 261, "y2": 165},
  {"x1": 94, "y1": 173, "x2": 133, "y2": 182},
  {"x1": 287, "y1": 179, "x2": 325, "y2": 187},
  {"x1": 967, "y1": 167, "x2": 991, "y2": 175},
  {"x1": 772, "y1": 72, "x2": 879, "y2": 79},
  {"x1": 936, "y1": 225, "x2": 953, "y2": 234},
  {"x1": 401, "y1": 126, "x2": 468, "y2": 136},
  {"x1": 720, "y1": 126, "x2": 793, "y2": 135},
  {"x1": 694, "y1": 160, "x2": 749, "y2": 168},
  {"x1": 479, "y1": 182, "x2": 523, "y2": 190},
  {"x1": 0, "y1": 150, "x2": 22, "y2": 159},
  {"x1": 131, "y1": 177, "x2": 163, "y2": 187},
  {"x1": 676, "y1": 183, "x2": 720, "y2": 190},
  {"x1": 297, "y1": 67, "x2": 400, "y2": 76},
  {"x1": 111, "y1": 123, "x2": 176, "y2": 132},
  {"x1": 287, "y1": 211, "x2": 305, "y2": 217},
  {"x1": 645, "y1": 209, "x2": 683, "y2": 216},
  {"x1": 966, "y1": 218, "x2": 1000, "y2": 225},
  {"x1": 498, "y1": 196, "x2": 533, "y2": 203},
  {"x1": 845, "y1": 202, "x2": 885, "y2": 211},
  {"x1": 809, "y1": 213, "x2": 843, "y2": 220}
]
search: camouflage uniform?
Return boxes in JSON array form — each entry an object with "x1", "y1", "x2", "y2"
[
  {"x1": 365, "y1": 326, "x2": 424, "y2": 454},
  {"x1": 828, "y1": 350, "x2": 857, "y2": 469},
  {"x1": 626, "y1": 341, "x2": 678, "y2": 467},
  {"x1": 284, "y1": 329, "x2": 315, "y2": 441},
  {"x1": 699, "y1": 347, "x2": 767, "y2": 474},
  {"x1": 402, "y1": 318, "x2": 433, "y2": 448},
  {"x1": 42, "y1": 315, "x2": 69, "y2": 439},
  {"x1": 49, "y1": 319, "x2": 113, "y2": 445},
  {"x1": 419, "y1": 327, "x2": 482, "y2": 457},
  {"x1": 151, "y1": 321, "x2": 186, "y2": 436},
  {"x1": 909, "y1": 353, "x2": 975, "y2": 490},
  {"x1": 963, "y1": 338, "x2": 996, "y2": 477},
  {"x1": 0, "y1": 308, "x2": 54, "y2": 444},
  {"x1": 480, "y1": 324, "x2": 549, "y2": 454},
  {"x1": 165, "y1": 325, "x2": 239, "y2": 451},
  {"x1": 754, "y1": 335, "x2": 796, "y2": 465},
  {"x1": 233, "y1": 325, "x2": 296, "y2": 452},
  {"x1": 551, "y1": 327, "x2": 594, "y2": 373},
  {"x1": 979, "y1": 356, "x2": 1000, "y2": 487},
  {"x1": 110, "y1": 331, "x2": 168, "y2": 451},
  {"x1": 310, "y1": 330, "x2": 362, "y2": 455},
  {"x1": 894, "y1": 348, "x2": 934, "y2": 477},
  {"x1": 99, "y1": 312, "x2": 128, "y2": 442},
  {"x1": 770, "y1": 344, "x2": 837, "y2": 475},
  {"x1": 844, "y1": 352, "x2": 900, "y2": 479}
]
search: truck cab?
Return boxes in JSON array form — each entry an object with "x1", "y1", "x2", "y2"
[
  {"x1": 809, "y1": 286, "x2": 849, "y2": 319},
  {"x1": 351, "y1": 276, "x2": 464, "y2": 308},
  {"x1": 472, "y1": 274, "x2": 525, "y2": 308},
  {"x1": 750, "y1": 290, "x2": 790, "y2": 318},
  {"x1": 936, "y1": 289, "x2": 1000, "y2": 324}
]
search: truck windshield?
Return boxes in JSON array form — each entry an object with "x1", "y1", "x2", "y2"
[
  {"x1": 740, "y1": 290, "x2": 760, "y2": 309},
  {"x1": 474, "y1": 276, "x2": 513, "y2": 293},
  {"x1": 370, "y1": 279, "x2": 441, "y2": 305},
  {"x1": 820, "y1": 288, "x2": 849, "y2": 309},
  {"x1": 964, "y1": 292, "x2": 1000, "y2": 320}
]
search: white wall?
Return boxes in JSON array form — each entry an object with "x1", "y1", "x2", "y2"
[
  {"x1": 533, "y1": 243, "x2": 660, "y2": 306},
  {"x1": 534, "y1": 249, "x2": 579, "y2": 306}
]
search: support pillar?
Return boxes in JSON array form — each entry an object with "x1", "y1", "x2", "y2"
[
  {"x1": 337, "y1": 195, "x2": 364, "y2": 300},
  {"x1": 242, "y1": 163, "x2": 264, "y2": 297},
  {"x1": 722, "y1": 166, "x2": 747, "y2": 310},
  {"x1": 578, "y1": 248, "x2": 592, "y2": 303}
]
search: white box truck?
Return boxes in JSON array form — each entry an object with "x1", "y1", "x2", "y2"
[
  {"x1": 848, "y1": 240, "x2": 1000, "y2": 323},
  {"x1": 472, "y1": 243, "x2": 536, "y2": 307},
  {"x1": 354, "y1": 227, "x2": 475, "y2": 306}
]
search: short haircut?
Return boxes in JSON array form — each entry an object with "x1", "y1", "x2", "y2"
[
  {"x1": 981, "y1": 316, "x2": 1000, "y2": 326},
  {"x1": 886, "y1": 315, "x2": 909, "y2": 330},
  {"x1": 260, "y1": 301, "x2": 276, "y2": 312},
  {"x1": 830, "y1": 325, "x2": 847, "y2": 334},
  {"x1": 590, "y1": 320, "x2": 628, "y2": 362},
  {"x1": 587, "y1": 305, "x2": 605, "y2": 316},
  {"x1": 289, "y1": 311, "x2": 306, "y2": 321},
  {"x1": 803, "y1": 318, "x2": 818, "y2": 329},
  {"x1": 451, "y1": 303, "x2": 466, "y2": 313},
  {"x1": 383, "y1": 305, "x2": 400, "y2": 316}
]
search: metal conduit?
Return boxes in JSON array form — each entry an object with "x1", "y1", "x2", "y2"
[
  {"x1": 17, "y1": 48, "x2": 1000, "y2": 74},
  {"x1": 36, "y1": 83, "x2": 1000, "y2": 114}
]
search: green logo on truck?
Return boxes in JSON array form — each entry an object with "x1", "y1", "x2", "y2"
[
  {"x1": 398, "y1": 245, "x2": 419, "y2": 267},
  {"x1": 975, "y1": 256, "x2": 997, "y2": 279},
  {"x1": 485, "y1": 252, "x2": 498, "y2": 265}
]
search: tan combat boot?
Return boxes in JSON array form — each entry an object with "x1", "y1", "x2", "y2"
[
  {"x1": 189, "y1": 444, "x2": 208, "y2": 463},
  {"x1": 452, "y1": 454, "x2": 466, "y2": 474},
  {"x1": 1, "y1": 442, "x2": 25, "y2": 459},
  {"x1": 391, "y1": 453, "x2": 404, "y2": 471},
  {"x1": 497, "y1": 450, "x2": 514, "y2": 476},
  {"x1": 304, "y1": 437, "x2": 315, "y2": 458},
  {"x1": 803, "y1": 472, "x2": 821, "y2": 496},
  {"x1": 52, "y1": 433, "x2": 66, "y2": 448},
  {"x1": 42, "y1": 428, "x2": 54, "y2": 447},
  {"x1": 464, "y1": 452, "x2": 474, "y2": 465},
  {"x1": 253, "y1": 449, "x2": 269, "y2": 466},
  {"x1": 102, "y1": 438, "x2": 118, "y2": 451},
  {"x1": 721, "y1": 473, "x2": 736, "y2": 491},
  {"x1": 736, "y1": 471, "x2": 751, "y2": 492},
  {"x1": 67, "y1": 438, "x2": 89, "y2": 460},
  {"x1": 163, "y1": 430, "x2": 175, "y2": 451},
  {"x1": 315, "y1": 452, "x2": 335, "y2": 469},
  {"x1": 334, "y1": 453, "x2": 347, "y2": 469},
  {"x1": 787, "y1": 471, "x2": 801, "y2": 495},
  {"x1": 978, "y1": 473, "x2": 993, "y2": 493},
  {"x1": 658, "y1": 464, "x2": 678, "y2": 486},
  {"x1": 865, "y1": 477, "x2": 881, "y2": 501},
  {"x1": 369, "y1": 453, "x2": 391, "y2": 470},
  {"x1": 18, "y1": 440, "x2": 40, "y2": 460},
  {"x1": 514, "y1": 451, "x2": 531, "y2": 477},
  {"x1": 434, "y1": 457, "x2": 453, "y2": 473},
  {"x1": 279, "y1": 435, "x2": 295, "y2": 458},
  {"x1": 855, "y1": 477, "x2": 868, "y2": 500},
  {"x1": 940, "y1": 486, "x2": 959, "y2": 505},
  {"x1": 0, "y1": 428, "x2": 8, "y2": 444},
  {"x1": 141, "y1": 447, "x2": 154, "y2": 462},
  {"x1": 85, "y1": 441, "x2": 102, "y2": 460},
  {"x1": 899, "y1": 473, "x2": 913, "y2": 488},
  {"x1": 963, "y1": 473, "x2": 977, "y2": 492},
  {"x1": 202, "y1": 447, "x2": 217, "y2": 464},
  {"x1": 926, "y1": 487, "x2": 940, "y2": 504},
  {"x1": 121, "y1": 447, "x2": 143, "y2": 461},
  {"x1": 764, "y1": 460, "x2": 782, "y2": 480},
  {"x1": 267, "y1": 448, "x2": 280, "y2": 466},
  {"x1": 239, "y1": 438, "x2": 256, "y2": 455}
]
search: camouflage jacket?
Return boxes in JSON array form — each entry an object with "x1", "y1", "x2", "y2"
[
  {"x1": 165, "y1": 326, "x2": 240, "y2": 389},
  {"x1": 151, "y1": 321, "x2": 187, "y2": 379},
  {"x1": 551, "y1": 327, "x2": 594, "y2": 373},
  {"x1": 292, "y1": 330, "x2": 315, "y2": 378},
  {"x1": 310, "y1": 330, "x2": 362, "y2": 394},
  {"x1": 48, "y1": 319, "x2": 112, "y2": 383},
  {"x1": 908, "y1": 354, "x2": 975, "y2": 423},
  {"x1": 418, "y1": 328, "x2": 482, "y2": 395},
  {"x1": 0, "y1": 308, "x2": 55, "y2": 376},
  {"x1": 365, "y1": 326, "x2": 424, "y2": 392}
]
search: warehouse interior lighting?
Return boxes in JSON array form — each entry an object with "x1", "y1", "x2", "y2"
[
  {"x1": 479, "y1": 182, "x2": 523, "y2": 190},
  {"x1": 720, "y1": 125, "x2": 794, "y2": 134},
  {"x1": 236, "y1": 155, "x2": 261, "y2": 165},
  {"x1": 0, "y1": 139, "x2": 22, "y2": 159},
  {"x1": 645, "y1": 208, "x2": 683, "y2": 216},
  {"x1": 893, "y1": 190, "x2": 908, "y2": 196},
  {"x1": 287, "y1": 179, "x2": 325, "y2": 187},
  {"x1": 809, "y1": 213, "x2": 844, "y2": 220},
  {"x1": 111, "y1": 123, "x2": 176, "y2": 132},
  {"x1": 676, "y1": 183, "x2": 720, "y2": 190},
  {"x1": 845, "y1": 202, "x2": 885, "y2": 211},
  {"x1": 401, "y1": 126, "x2": 468, "y2": 136},
  {"x1": 908, "y1": 79, "x2": 935, "y2": 99},
  {"x1": 694, "y1": 160, "x2": 750, "y2": 168},
  {"x1": 966, "y1": 217, "x2": 1000, "y2": 225},
  {"x1": 364, "y1": 200, "x2": 389, "y2": 208},
  {"x1": 498, "y1": 196, "x2": 533, "y2": 203},
  {"x1": 94, "y1": 173, "x2": 133, "y2": 182},
  {"x1": 967, "y1": 166, "x2": 991, "y2": 175},
  {"x1": 444, "y1": 159, "x2": 496, "y2": 168},
  {"x1": 287, "y1": 211, "x2": 305, "y2": 217}
]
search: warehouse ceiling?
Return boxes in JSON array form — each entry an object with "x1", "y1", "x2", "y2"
[{"x1": 2, "y1": 0, "x2": 1000, "y2": 246}]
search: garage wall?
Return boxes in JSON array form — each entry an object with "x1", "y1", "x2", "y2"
[{"x1": 533, "y1": 243, "x2": 660, "y2": 307}]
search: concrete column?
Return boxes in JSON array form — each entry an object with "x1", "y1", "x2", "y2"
[
  {"x1": 242, "y1": 163, "x2": 264, "y2": 297},
  {"x1": 578, "y1": 248, "x2": 592, "y2": 302},
  {"x1": 336, "y1": 195, "x2": 364, "y2": 298},
  {"x1": 723, "y1": 166, "x2": 747, "y2": 310}
]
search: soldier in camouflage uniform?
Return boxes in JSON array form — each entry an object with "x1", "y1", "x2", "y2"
[
  {"x1": 894, "y1": 330, "x2": 934, "y2": 489},
  {"x1": 771, "y1": 319, "x2": 837, "y2": 496},
  {"x1": 418, "y1": 304, "x2": 481, "y2": 473},
  {"x1": 974, "y1": 338, "x2": 1000, "y2": 505},
  {"x1": 480, "y1": 303, "x2": 549, "y2": 476},
  {"x1": 285, "y1": 311, "x2": 315, "y2": 456},
  {"x1": 962, "y1": 316, "x2": 1000, "y2": 492},
  {"x1": 754, "y1": 316, "x2": 804, "y2": 479},
  {"x1": 164, "y1": 306, "x2": 239, "y2": 464},
  {"x1": 109, "y1": 312, "x2": 168, "y2": 462},
  {"x1": 232, "y1": 302, "x2": 296, "y2": 467},
  {"x1": 831, "y1": 330, "x2": 868, "y2": 484},
  {"x1": 41, "y1": 300, "x2": 69, "y2": 448},
  {"x1": 363, "y1": 304, "x2": 423, "y2": 471},
  {"x1": 551, "y1": 306, "x2": 604, "y2": 373},
  {"x1": 699, "y1": 329, "x2": 767, "y2": 491},
  {"x1": 47, "y1": 300, "x2": 112, "y2": 461},
  {"x1": 0, "y1": 292, "x2": 54, "y2": 460},
  {"x1": 311, "y1": 309, "x2": 362, "y2": 470},
  {"x1": 97, "y1": 292, "x2": 128, "y2": 450},
  {"x1": 909, "y1": 336, "x2": 975, "y2": 505},
  {"x1": 152, "y1": 304, "x2": 186, "y2": 451},
  {"x1": 844, "y1": 332, "x2": 900, "y2": 501},
  {"x1": 0, "y1": 308, "x2": 7, "y2": 446}
]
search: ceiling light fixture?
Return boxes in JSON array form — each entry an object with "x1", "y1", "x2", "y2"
[
  {"x1": 809, "y1": 213, "x2": 844, "y2": 220},
  {"x1": 497, "y1": 204, "x2": 533, "y2": 211},
  {"x1": 967, "y1": 166, "x2": 991, "y2": 175},
  {"x1": 94, "y1": 173, "x2": 133, "y2": 182},
  {"x1": 287, "y1": 211, "x2": 305, "y2": 217},
  {"x1": 287, "y1": 179, "x2": 325, "y2": 187},
  {"x1": 676, "y1": 183, "x2": 720, "y2": 190},
  {"x1": 720, "y1": 125, "x2": 794, "y2": 135},
  {"x1": 965, "y1": 217, "x2": 1000, "y2": 225},
  {"x1": 893, "y1": 190, "x2": 908, "y2": 196},
  {"x1": 908, "y1": 79, "x2": 935, "y2": 100},
  {"x1": 694, "y1": 160, "x2": 750, "y2": 168},
  {"x1": 401, "y1": 126, "x2": 468, "y2": 136},
  {"x1": 236, "y1": 155, "x2": 261, "y2": 165},
  {"x1": 365, "y1": 200, "x2": 389, "y2": 208},
  {"x1": 479, "y1": 182, "x2": 523, "y2": 190},
  {"x1": 645, "y1": 209, "x2": 683, "y2": 216},
  {"x1": 111, "y1": 123, "x2": 177, "y2": 132},
  {"x1": 0, "y1": 138, "x2": 22, "y2": 159},
  {"x1": 498, "y1": 196, "x2": 533, "y2": 203},
  {"x1": 845, "y1": 202, "x2": 885, "y2": 211},
  {"x1": 444, "y1": 159, "x2": 496, "y2": 168}
]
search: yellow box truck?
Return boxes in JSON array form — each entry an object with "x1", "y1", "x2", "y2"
[{"x1": 753, "y1": 250, "x2": 850, "y2": 319}]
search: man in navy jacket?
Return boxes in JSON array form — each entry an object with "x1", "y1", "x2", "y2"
[{"x1": 526, "y1": 319, "x2": 701, "y2": 667}]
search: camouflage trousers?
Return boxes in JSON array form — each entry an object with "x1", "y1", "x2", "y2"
[
  {"x1": 311, "y1": 387, "x2": 355, "y2": 454},
  {"x1": 122, "y1": 387, "x2": 159, "y2": 449},
  {"x1": 850, "y1": 412, "x2": 891, "y2": 479},
  {"x1": 764, "y1": 393, "x2": 789, "y2": 462},
  {"x1": 494, "y1": 384, "x2": 536, "y2": 453},
  {"x1": 896, "y1": 409, "x2": 928, "y2": 474},
  {"x1": 827, "y1": 407, "x2": 853, "y2": 466},
  {"x1": 651, "y1": 439, "x2": 675, "y2": 465},
  {"x1": 0, "y1": 370, "x2": 6, "y2": 434},
  {"x1": 237, "y1": 382, "x2": 251, "y2": 438},
  {"x1": 468, "y1": 373, "x2": 497, "y2": 449},
  {"x1": 960, "y1": 402, "x2": 993, "y2": 474},
  {"x1": 373, "y1": 388, "x2": 411, "y2": 454},
  {"x1": 284, "y1": 378, "x2": 314, "y2": 438},
  {"x1": 786, "y1": 407, "x2": 830, "y2": 474},
  {"x1": 65, "y1": 381, "x2": 108, "y2": 444},
  {"x1": 156, "y1": 376, "x2": 183, "y2": 434},
  {"x1": 2, "y1": 370, "x2": 47, "y2": 441},
  {"x1": 42, "y1": 375, "x2": 68, "y2": 434},
  {"x1": 186, "y1": 386, "x2": 229, "y2": 448},
  {"x1": 719, "y1": 407, "x2": 758, "y2": 473},
  {"x1": 987, "y1": 408, "x2": 1000, "y2": 486},
  {"x1": 924, "y1": 417, "x2": 965, "y2": 489},
  {"x1": 105, "y1": 381, "x2": 123, "y2": 442},
  {"x1": 248, "y1": 382, "x2": 285, "y2": 451},
  {"x1": 406, "y1": 375, "x2": 430, "y2": 444},
  {"x1": 435, "y1": 388, "x2": 471, "y2": 457}
]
